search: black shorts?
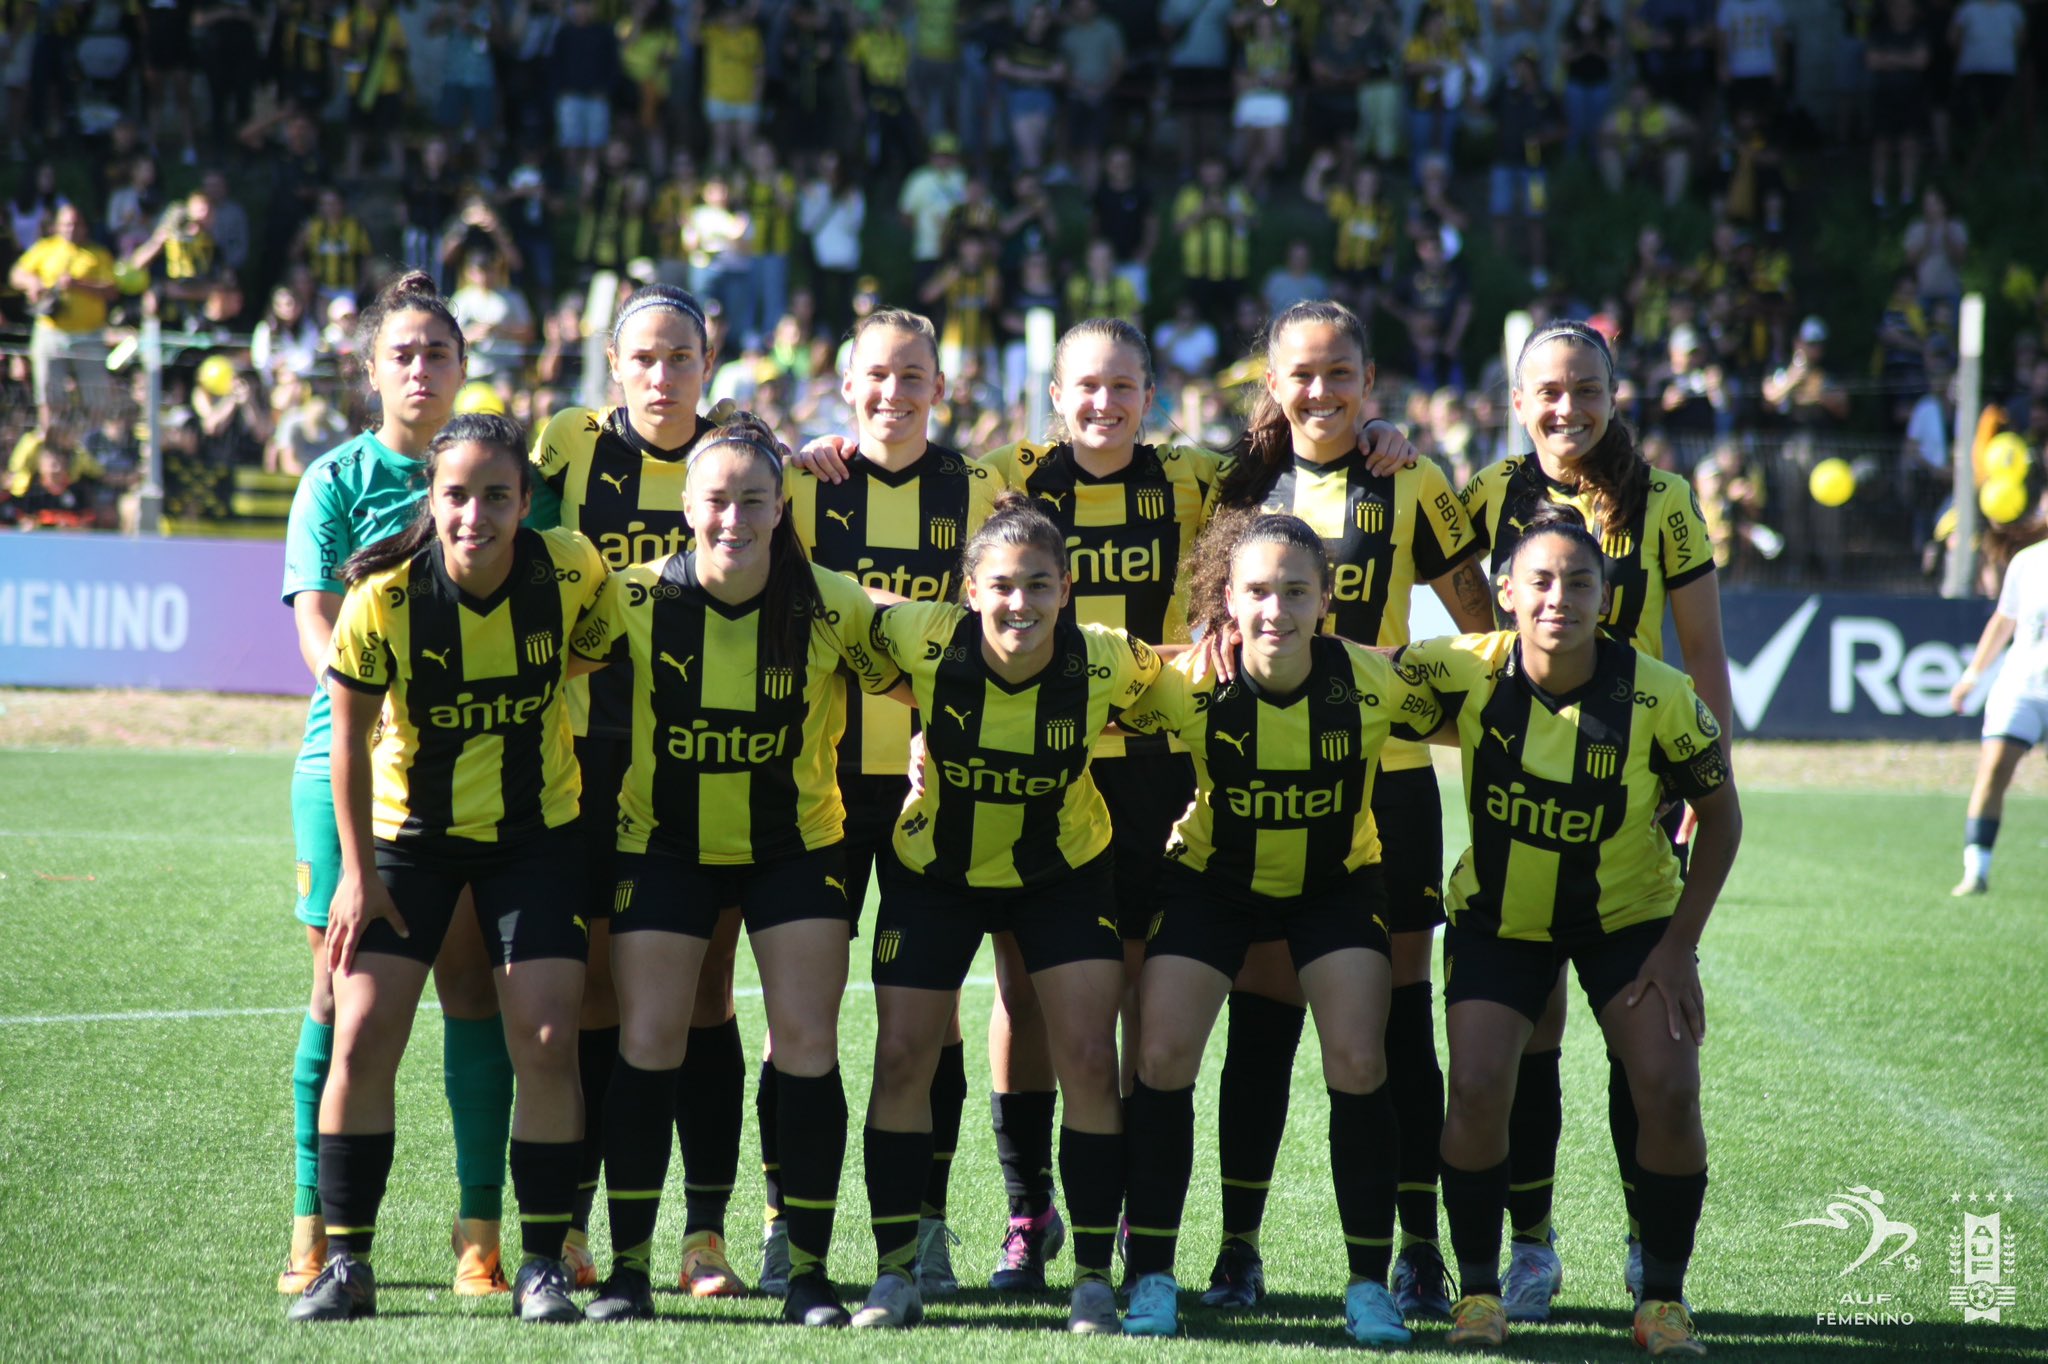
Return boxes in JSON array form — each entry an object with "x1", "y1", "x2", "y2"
[
  {"x1": 838, "y1": 771, "x2": 911, "y2": 935},
  {"x1": 363, "y1": 823, "x2": 588, "y2": 967},
  {"x1": 575, "y1": 733, "x2": 630, "y2": 920},
  {"x1": 871, "y1": 851, "x2": 1123, "y2": 990},
  {"x1": 1094, "y1": 751, "x2": 1196, "y2": 940},
  {"x1": 1169, "y1": 65, "x2": 1233, "y2": 113},
  {"x1": 1869, "y1": 80, "x2": 1928, "y2": 139},
  {"x1": 1148, "y1": 860, "x2": 1391, "y2": 978},
  {"x1": 610, "y1": 843, "x2": 854, "y2": 939},
  {"x1": 1373, "y1": 765, "x2": 1446, "y2": 934},
  {"x1": 1441, "y1": 916, "x2": 1681, "y2": 1024}
]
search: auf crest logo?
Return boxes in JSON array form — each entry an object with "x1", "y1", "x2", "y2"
[{"x1": 1784, "y1": 1186, "x2": 1920, "y2": 1276}]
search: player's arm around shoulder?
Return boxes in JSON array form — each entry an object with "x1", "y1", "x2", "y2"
[
  {"x1": 1116, "y1": 654, "x2": 1198, "y2": 740},
  {"x1": 557, "y1": 529, "x2": 622, "y2": 671},
  {"x1": 526, "y1": 404, "x2": 603, "y2": 528},
  {"x1": 1352, "y1": 639, "x2": 1446, "y2": 743},
  {"x1": 814, "y1": 562, "x2": 903, "y2": 694},
  {"x1": 1394, "y1": 630, "x2": 1507, "y2": 746},
  {"x1": 870, "y1": 599, "x2": 965, "y2": 675},
  {"x1": 1084, "y1": 623, "x2": 1166, "y2": 704}
]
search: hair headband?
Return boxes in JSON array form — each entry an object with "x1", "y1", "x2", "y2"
[
  {"x1": 1517, "y1": 320, "x2": 1615, "y2": 385},
  {"x1": 611, "y1": 289, "x2": 708, "y2": 347}
]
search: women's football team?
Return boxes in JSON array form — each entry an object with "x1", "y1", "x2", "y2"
[{"x1": 280, "y1": 274, "x2": 1738, "y2": 1358}]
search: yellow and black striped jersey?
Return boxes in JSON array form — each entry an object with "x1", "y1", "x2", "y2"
[
  {"x1": 938, "y1": 263, "x2": 1001, "y2": 357},
  {"x1": 1217, "y1": 449, "x2": 1479, "y2": 772},
  {"x1": 786, "y1": 445, "x2": 1001, "y2": 776},
  {"x1": 300, "y1": 214, "x2": 372, "y2": 293},
  {"x1": 1458, "y1": 456, "x2": 1714, "y2": 660},
  {"x1": 1170, "y1": 184, "x2": 1253, "y2": 282},
  {"x1": 1325, "y1": 190, "x2": 1397, "y2": 275},
  {"x1": 613, "y1": 555, "x2": 900, "y2": 864},
  {"x1": 527, "y1": 404, "x2": 722, "y2": 738},
  {"x1": 872, "y1": 603, "x2": 1162, "y2": 889},
  {"x1": 741, "y1": 169, "x2": 797, "y2": 257},
  {"x1": 1118, "y1": 637, "x2": 1442, "y2": 899},
  {"x1": 1399, "y1": 630, "x2": 1727, "y2": 944},
  {"x1": 981, "y1": 439, "x2": 1226, "y2": 758},
  {"x1": 326, "y1": 527, "x2": 620, "y2": 845}
]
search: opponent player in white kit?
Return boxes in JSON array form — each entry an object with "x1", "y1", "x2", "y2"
[{"x1": 1948, "y1": 536, "x2": 2048, "y2": 895}]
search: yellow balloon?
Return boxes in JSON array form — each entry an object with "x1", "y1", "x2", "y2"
[
  {"x1": 1983, "y1": 431, "x2": 2031, "y2": 482},
  {"x1": 1809, "y1": 457, "x2": 1856, "y2": 508},
  {"x1": 1980, "y1": 475, "x2": 2031, "y2": 525},
  {"x1": 196, "y1": 354, "x2": 236, "y2": 398},
  {"x1": 454, "y1": 381, "x2": 507, "y2": 415}
]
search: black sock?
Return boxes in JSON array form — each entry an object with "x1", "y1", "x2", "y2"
[
  {"x1": 1385, "y1": 981, "x2": 1443, "y2": 1246},
  {"x1": 1330, "y1": 1085, "x2": 1399, "y2": 1284},
  {"x1": 1060, "y1": 1127, "x2": 1124, "y2": 1279},
  {"x1": 922, "y1": 1041, "x2": 967, "y2": 1218},
  {"x1": 318, "y1": 1130, "x2": 395, "y2": 1261},
  {"x1": 1123, "y1": 1080, "x2": 1195, "y2": 1278},
  {"x1": 604, "y1": 1058, "x2": 679, "y2": 1273},
  {"x1": 777, "y1": 1067, "x2": 848, "y2": 1276},
  {"x1": 1609, "y1": 1051, "x2": 1644, "y2": 1239},
  {"x1": 1507, "y1": 1049, "x2": 1562, "y2": 1243},
  {"x1": 1965, "y1": 815, "x2": 2000, "y2": 848},
  {"x1": 756, "y1": 1059, "x2": 783, "y2": 1219},
  {"x1": 509, "y1": 1138, "x2": 578, "y2": 1261},
  {"x1": 1217, "y1": 992, "x2": 1306, "y2": 1244},
  {"x1": 677, "y1": 1016, "x2": 744, "y2": 1236},
  {"x1": 864, "y1": 1125, "x2": 932, "y2": 1277},
  {"x1": 572, "y1": 1025, "x2": 618, "y2": 1233},
  {"x1": 1440, "y1": 1158, "x2": 1510, "y2": 1297},
  {"x1": 992, "y1": 1090, "x2": 1057, "y2": 1219},
  {"x1": 1635, "y1": 1166, "x2": 1708, "y2": 1302}
]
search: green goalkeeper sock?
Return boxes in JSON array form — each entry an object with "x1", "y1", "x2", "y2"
[
  {"x1": 292, "y1": 1014, "x2": 334, "y2": 1216},
  {"x1": 444, "y1": 1014, "x2": 513, "y2": 1222}
]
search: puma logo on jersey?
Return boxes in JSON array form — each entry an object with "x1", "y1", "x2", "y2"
[
  {"x1": 1036, "y1": 490, "x2": 1067, "y2": 510},
  {"x1": 1488, "y1": 726, "x2": 1513, "y2": 752},
  {"x1": 659, "y1": 651, "x2": 695, "y2": 681},
  {"x1": 572, "y1": 915, "x2": 588, "y2": 936},
  {"x1": 598, "y1": 471, "x2": 629, "y2": 493},
  {"x1": 825, "y1": 508, "x2": 857, "y2": 529},
  {"x1": 1214, "y1": 730, "x2": 1247, "y2": 755},
  {"x1": 419, "y1": 647, "x2": 450, "y2": 668},
  {"x1": 943, "y1": 704, "x2": 973, "y2": 727},
  {"x1": 1098, "y1": 916, "x2": 1119, "y2": 934},
  {"x1": 1506, "y1": 515, "x2": 1529, "y2": 534},
  {"x1": 825, "y1": 876, "x2": 846, "y2": 896}
]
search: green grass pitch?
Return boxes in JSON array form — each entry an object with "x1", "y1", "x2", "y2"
[{"x1": 1, "y1": 748, "x2": 2043, "y2": 1362}]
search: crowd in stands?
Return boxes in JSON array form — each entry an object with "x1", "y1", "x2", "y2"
[{"x1": 1, "y1": 0, "x2": 2042, "y2": 585}]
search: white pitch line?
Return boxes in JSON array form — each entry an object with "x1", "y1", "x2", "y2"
[
  {"x1": 0, "y1": 828, "x2": 280, "y2": 845},
  {"x1": 0, "y1": 976, "x2": 997, "y2": 1027}
]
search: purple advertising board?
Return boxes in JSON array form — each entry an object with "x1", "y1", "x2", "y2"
[{"x1": 0, "y1": 535, "x2": 308, "y2": 695}]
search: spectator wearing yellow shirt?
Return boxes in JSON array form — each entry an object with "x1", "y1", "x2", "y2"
[
  {"x1": 700, "y1": 0, "x2": 765, "y2": 168},
  {"x1": 848, "y1": 7, "x2": 916, "y2": 182},
  {"x1": 8, "y1": 205, "x2": 119, "y2": 424},
  {"x1": 1303, "y1": 151, "x2": 1397, "y2": 322},
  {"x1": 1169, "y1": 155, "x2": 1252, "y2": 334},
  {"x1": 331, "y1": 0, "x2": 409, "y2": 179},
  {"x1": 1063, "y1": 240, "x2": 1142, "y2": 327},
  {"x1": 1598, "y1": 82, "x2": 1694, "y2": 206},
  {"x1": 619, "y1": 0, "x2": 682, "y2": 164}
]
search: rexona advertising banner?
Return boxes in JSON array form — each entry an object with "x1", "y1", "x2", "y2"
[{"x1": 0, "y1": 536, "x2": 306, "y2": 695}]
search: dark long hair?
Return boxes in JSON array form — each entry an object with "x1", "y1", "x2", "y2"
[
  {"x1": 349, "y1": 270, "x2": 465, "y2": 395},
  {"x1": 1512, "y1": 321, "x2": 1649, "y2": 535},
  {"x1": 685, "y1": 423, "x2": 821, "y2": 673},
  {"x1": 956, "y1": 490, "x2": 1068, "y2": 602},
  {"x1": 340, "y1": 413, "x2": 530, "y2": 584},
  {"x1": 1180, "y1": 507, "x2": 1332, "y2": 640},
  {"x1": 1214, "y1": 299, "x2": 1373, "y2": 510}
]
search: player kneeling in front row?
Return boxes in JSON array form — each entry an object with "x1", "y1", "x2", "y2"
[
  {"x1": 291, "y1": 414, "x2": 624, "y2": 1323},
  {"x1": 1116, "y1": 510, "x2": 1441, "y2": 1345},
  {"x1": 1400, "y1": 511, "x2": 1739, "y2": 1357}
]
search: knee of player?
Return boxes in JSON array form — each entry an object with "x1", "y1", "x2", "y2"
[
  {"x1": 763, "y1": 1008, "x2": 840, "y2": 1075},
  {"x1": 1319, "y1": 1039, "x2": 1387, "y2": 1095},
  {"x1": 870, "y1": 1025, "x2": 940, "y2": 1095},
  {"x1": 1630, "y1": 1066, "x2": 1703, "y2": 1128},
  {"x1": 1444, "y1": 1058, "x2": 1517, "y2": 1122},
  {"x1": 619, "y1": 1009, "x2": 690, "y2": 1069},
  {"x1": 1057, "y1": 1030, "x2": 1121, "y2": 1090},
  {"x1": 1136, "y1": 1031, "x2": 1205, "y2": 1092}
]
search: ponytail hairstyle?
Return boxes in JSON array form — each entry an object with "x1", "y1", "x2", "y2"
[
  {"x1": 956, "y1": 490, "x2": 1068, "y2": 603},
  {"x1": 350, "y1": 269, "x2": 465, "y2": 394},
  {"x1": 844, "y1": 307, "x2": 941, "y2": 371},
  {"x1": 1215, "y1": 299, "x2": 1373, "y2": 510},
  {"x1": 341, "y1": 412, "x2": 531, "y2": 584},
  {"x1": 1180, "y1": 507, "x2": 1332, "y2": 641},
  {"x1": 1505, "y1": 503, "x2": 1608, "y2": 584},
  {"x1": 684, "y1": 418, "x2": 821, "y2": 673},
  {"x1": 1512, "y1": 319, "x2": 1649, "y2": 536},
  {"x1": 609, "y1": 283, "x2": 709, "y2": 354}
]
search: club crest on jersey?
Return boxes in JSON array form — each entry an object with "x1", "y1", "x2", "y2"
[
  {"x1": 1319, "y1": 731, "x2": 1351, "y2": 762},
  {"x1": 1045, "y1": 716, "x2": 1078, "y2": 749},
  {"x1": 1585, "y1": 743, "x2": 1618, "y2": 780},
  {"x1": 1602, "y1": 527, "x2": 1635, "y2": 559},
  {"x1": 928, "y1": 516, "x2": 959, "y2": 549},
  {"x1": 524, "y1": 632, "x2": 557, "y2": 666},
  {"x1": 762, "y1": 666, "x2": 795, "y2": 700},
  {"x1": 875, "y1": 929, "x2": 903, "y2": 964},
  {"x1": 1354, "y1": 498, "x2": 1386, "y2": 534},
  {"x1": 1135, "y1": 487, "x2": 1167, "y2": 521}
]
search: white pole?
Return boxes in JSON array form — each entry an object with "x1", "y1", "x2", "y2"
[
  {"x1": 138, "y1": 318, "x2": 164, "y2": 536},
  {"x1": 1024, "y1": 306, "x2": 1056, "y2": 440},
  {"x1": 1942, "y1": 293, "x2": 1985, "y2": 598},
  {"x1": 1502, "y1": 310, "x2": 1532, "y2": 454}
]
